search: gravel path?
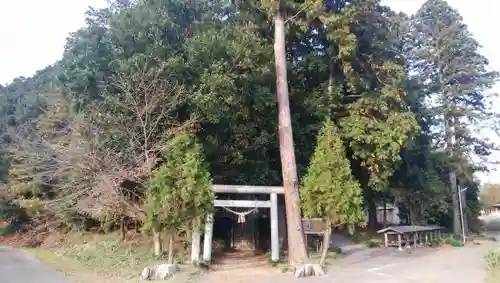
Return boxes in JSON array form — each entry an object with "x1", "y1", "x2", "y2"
[
  {"x1": 321, "y1": 243, "x2": 494, "y2": 283},
  {"x1": 0, "y1": 247, "x2": 70, "y2": 283},
  {"x1": 254, "y1": 238, "x2": 498, "y2": 283}
]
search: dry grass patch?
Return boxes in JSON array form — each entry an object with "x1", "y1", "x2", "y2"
[{"x1": 26, "y1": 231, "x2": 203, "y2": 283}]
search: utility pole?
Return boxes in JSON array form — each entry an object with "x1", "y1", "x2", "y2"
[{"x1": 458, "y1": 186, "x2": 467, "y2": 246}]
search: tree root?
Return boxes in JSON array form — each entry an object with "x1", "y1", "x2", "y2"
[{"x1": 293, "y1": 263, "x2": 325, "y2": 278}]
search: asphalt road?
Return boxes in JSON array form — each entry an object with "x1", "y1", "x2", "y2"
[
  {"x1": 0, "y1": 247, "x2": 70, "y2": 283},
  {"x1": 314, "y1": 238, "x2": 497, "y2": 283}
]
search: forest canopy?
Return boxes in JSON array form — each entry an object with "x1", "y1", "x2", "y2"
[{"x1": 0, "y1": 0, "x2": 498, "y2": 240}]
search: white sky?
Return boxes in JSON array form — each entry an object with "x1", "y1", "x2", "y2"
[
  {"x1": 0, "y1": 0, "x2": 107, "y2": 84},
  {"x1": 0, "y1": 0, "x2": 499, "y2": 182}
]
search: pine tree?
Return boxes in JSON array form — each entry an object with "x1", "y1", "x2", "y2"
[
  {"x1": 144, "y1": 133, "x2": 213, "y2": 261},
  {"x1": 301, "y1": 119, "x2": 364, "y2": 266}
]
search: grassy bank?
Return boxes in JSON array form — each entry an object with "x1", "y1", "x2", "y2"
[{"x1": 24, "y1": 231, "x2": 202, "y2": 283}]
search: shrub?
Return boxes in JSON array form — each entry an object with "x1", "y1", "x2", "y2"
[
  {"x1": 328, "y1": 246, "x2": 342, "y2": 254},
  {"x1": 351, "y1": 231, "x2": 375, "y2": 243},
  {"x1": 442, "y1": 236, "x2": 464, "y2": 247},
  {"x1": 428, "y1": 239, "x2": 441, "y2": 247},
  {"x1": 485, "y1": 248, "x2": 500, "y2": 270},
  {"x1": 365, "y1": 239, "x2": 384, "y2": 248},
  {"x1": 470, "y1": 228, "x2": 481, "y2": 236},
  {"x1": 0, "y1": 200, "x2": 30, "y2": 232}
]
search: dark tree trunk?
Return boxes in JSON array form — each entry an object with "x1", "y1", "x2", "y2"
[
  {"x1": 445, "y1": 116, "x2": 461, "y2": 235},
  {"x1": 383, "y1": 200, "x2": 388, "y2": 227},
  {"x1": 367, "y1": 197, "x2": 378, "y2": 229}
]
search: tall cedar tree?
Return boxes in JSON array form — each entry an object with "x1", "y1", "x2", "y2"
[
  {"x1": 410, "y1": 0, "x2": 499, "y2": 234},
  {"x1": 301, "y1": 119, "x2": 364, "y2": 266},
  {"x1": 272, "y1": 0, "x2": 310, "y2": 268},
  {"x1": 144, "y1": 134, "x2": 213, "y2": 261}
]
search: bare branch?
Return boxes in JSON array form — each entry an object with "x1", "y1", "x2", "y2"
[{"x1": 7, "y1": 57, "x2": 197, "y2": 226}]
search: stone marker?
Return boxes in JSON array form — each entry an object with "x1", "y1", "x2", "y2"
[{"x1": 140, "y1": 264, "x2": 180, "y2": 280}]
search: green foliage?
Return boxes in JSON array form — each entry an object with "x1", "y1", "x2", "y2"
[
  {"x1": 0, "y1": 200, "x2": 30, "y2": 230},
  {"x1": 426, "y1": 234, "x2": 464, "y2": 248},
  {"x1": 428, "y1": 239, "x2": 441, "y2": 247},
  {"x1": 364, "y1": 239, "x2": 384, "y2": 249},
  {"x1": 63, "y1": 239, "x2": 145, "y2": 273},
  {"x1": 351, "y1": 231, "x2": 370, "y2": 243},
  {"x1": 328, "y1": 245, "x2": 342, "y2": 254},
  {"x1": 442, "y1": 235, "x2": 464, "y2": 247},
  {"x1": 144, "y1": 134, "x2": 213, "y2": 233},
  {"x1": 0, "y1": 0, "x2": 496, "y2": 235},
  {"x1": 408, "y1": 0, "x2": 499, "y2": 231},
  {"x1": 485, "y1": 248, "x2": 500, "y2": 270},
  {"x1": 31, "y1": 231, "x2": 200, "y2": 279},
  {"x1": 301, "y1": 119, "x2": 364, "y2": 227}
]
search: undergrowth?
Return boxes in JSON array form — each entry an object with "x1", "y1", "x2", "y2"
[
  {"x1": 485, "y1": 248, "x2": 500, "y2": 283},
  {"x1": 364, "y1": 239, "x2": 384, "y2": 248},
  {"x1": 351, "y1": 230, "x2": 384, "y2": 248},
  {"x1": 62, "y1": 239, "x2": 157, "y2": 277},
  {"x1": 441, "y1": 235, "x2": 465, "y2": 247},
  {"x1": 26, "y1": 231, "x2": 202, "y2": 282},
  {"x1": 485, "y1": 248, "x2": 500, "y2": 270},
  {"x1": 0, "y1": 225, "x2": 16, "y2": 236}
]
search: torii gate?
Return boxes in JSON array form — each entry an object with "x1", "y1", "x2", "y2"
[{"x1": 190, "y1": 185, "x2": 283, "y2": 263}]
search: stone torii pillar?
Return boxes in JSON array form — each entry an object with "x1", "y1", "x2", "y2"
[
  {"x1": 270, "y1": 193, "x2": 279, "y2": 261},
  {"x1": 202, "y1": 214, "x2": 214, "y2": 262},
  {"x1": 194, "y1": 185, "x2": 285, "y2": 263}
]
